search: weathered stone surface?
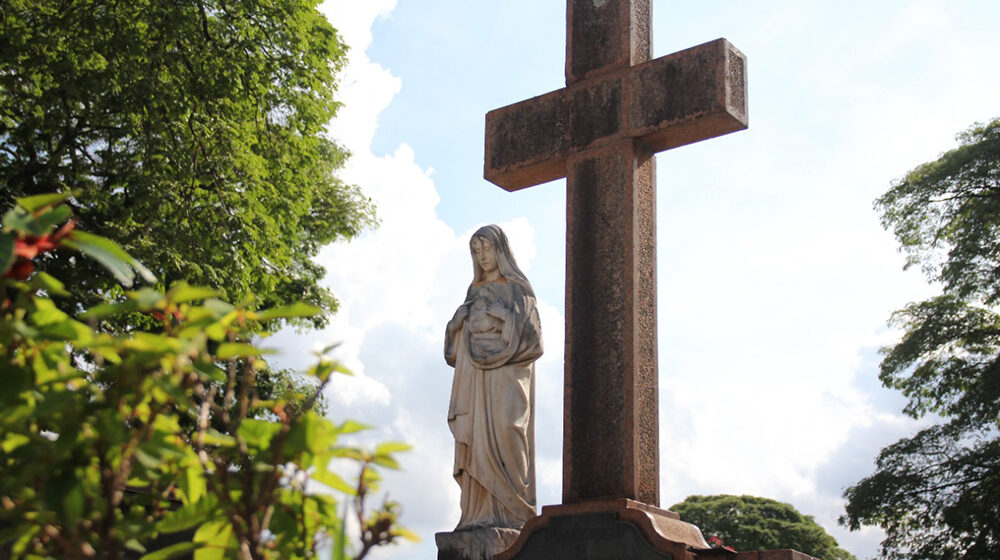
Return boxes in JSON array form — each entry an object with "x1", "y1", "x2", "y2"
[
  {"x1": 484, "y1": 89, "x2": 567, "y2": 190},
  {"x1": 563, "y1": 142, "x2": 658, "y2": 504},
  {"x1": 731, "y1": 551, "x2": 820, "y2": 560},
  {"x1": 444, "y1": 225, "x2": 542, "y2": 530},
  {"x1": 507, "y1": 513, "x2": 674, "y2": 560},
  {"x1": 496, "y1": 499, "x2": 708, "y2": 560},
  {"x1": 626, "y1": 41, "x2": 748, "y2": 154},
  {"x1": 435, "y1": 527, "x2": 520, "y2": 560},
  {"x1": 566, "y1": 0, "x2": 650, "y2": 82},
  {"x1": 484, "y1": 39, "x2": 748, "y2": 193}
]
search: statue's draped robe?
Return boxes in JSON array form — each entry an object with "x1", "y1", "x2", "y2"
[{"x1": 445, "y1": 280, "x2": 543, "y2": 529}]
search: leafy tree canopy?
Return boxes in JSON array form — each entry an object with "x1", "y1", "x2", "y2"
[
  {"x1": 876, "y1": 119, "x2": 1000, "y2": 305},
  {"x1": 670, "y1": 494, "x2": 855, "y2": 560},
  {"x1": 0, "y1": 0, "x2": 374, "y2": 328},
  {"x1": 842, "y1": 118, "x2": 1000, "y2": 560}
]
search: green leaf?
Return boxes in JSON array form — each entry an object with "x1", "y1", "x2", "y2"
[
  {"x1": 81, "y1": 300, "x2": 140, "y2": 320},
  {"x1": 331, "y1": 447, "x2": 365, "y2": 461},
  {"x1": 0, "y1": 232, "x2": 14, "y2": 273},
  {"x1": 336, "y1": 419, "x2": 372, "y2": 434},
  {"x1": 305, "y1": 493, "x2": 343, "y2": 524},
  {"x1": 375, "y1": 441, "x2": 413, "y2": 456},
  {"x1": 168, "y1": 284, "x2": 219, "y2": 304},
  {"x1": 1, "y1": 205, "x2": 71, "y2": 236},
  {"x1": 127, "y1": 333, "x2": 183, "y2": 353},
  {"x1": 30, "y1": 204, "x2": 71, "y2": 233},
  {"x1": 134, "y1": 447, "x2": 164, "y2": 470},
  {"x1": 2, "y1": 207, "x2": 36, "y2": 233},
  {"x1": 311, "y1": 468, "x2": 356, "y2": 495},
  {"x1": 371, "y1": 455, "x2": 401, "y2": 470},
  {"x1": 182, "y1": 465, "x2": 206, "y2": 503},
  {"x1": 16, "y1": 192, "x2": 74, "y2": 212},
  {"x1": 200, "y1": 429, "x2": 236, "y2": 447},
  {"x1": 62, "y1": 230, "x2": 156, "y2": 287},
  {"x1": 317, "y1": 342, "x2": 342, "y2": 355},
  {"x1": 157, "y1": 494, "x2": 218, "y2": 533},
  {"x1": 237, "y1": 419, "x2": 282, "y2": 450},
  {"x1": 30, "y1": 297, "x2": 70, "y2": 326},
  {"x1": 29, "y1": 271, "x2": 70, "y2": 296},
  {"x1": 254, "y1": 302, "x2": 321, "y2": 321},
  {"x1": 126, "y1": 288, "x2": 168, "y2": 312},
  {"x1": 203, "y1": 299, "x2": 236, "y2": 317},
  {"x1": 310, "y1": 359, "x2": 352, "y2": 381},
  {"x1": 140, "y1": 541, "x2": 200, "y2": 560},
  {"x1": 293, "y1": 414, "x2": 340, "y2": 454},
  {"x1": 193, "y1": 354, "x2": 226, "y2": 383},
  {"x1": 44, "y1": 471, "x2": 84, "y2": 526},
  {"x1": 2, "y1": 433, "x2": 30, "y2": 453},
  {"x1": 193, "y1": 520, "x2": 234, "y2": 560},
  {"x1": 216, "y1": 342, "x2": 271, "y2": 360},
  {"x1": 391, "y1": 527, "x2": 422, "y2": 542},
  {"x1": 139, "y1": 542, "x2": 204, "y2": 560},
  {"x1": 333, "y1": 499, "x2": 349, "y2": 560}
]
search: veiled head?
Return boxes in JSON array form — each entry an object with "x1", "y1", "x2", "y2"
[{"x1": 468, "y1": 225, "x2": 534, "y2": 297}]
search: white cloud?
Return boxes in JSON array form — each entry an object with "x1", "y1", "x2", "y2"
[
  {"x1": 321, "y1": 0, "x2": 400, "y2": 155},
  {"x1": 272, "y1": 5, "x2": 566, "y2": 558}
]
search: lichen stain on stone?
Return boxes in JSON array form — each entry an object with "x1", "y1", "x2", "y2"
[{"x1": 592, "y1": 0, "x2": 607, "y2": 8}]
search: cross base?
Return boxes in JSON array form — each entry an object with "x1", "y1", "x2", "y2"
[
  {"x1": 494, "y1": 499, "x2": 707, "y2": 560},
  {"x1": 493, "y1": 499, "x2": 824, "y2": 560}
]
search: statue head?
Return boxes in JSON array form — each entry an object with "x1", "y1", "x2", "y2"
[
  {"x1": 471, "y1": 236, "x2": 500, "y2": 278},
  {"x1": 468, "y1": 225, "x2": 534, "y2": 297}
]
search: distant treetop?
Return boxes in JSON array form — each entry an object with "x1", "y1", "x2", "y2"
[{"x1": 671, "y1": 494, "x2": 856, "y2": 560}]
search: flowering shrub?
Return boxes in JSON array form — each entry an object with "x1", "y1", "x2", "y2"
[
  {"x1": 0, "y1": 195, "x2": 414, "y2": 559},
  {"x1": 707, "y1": 535, "x2": 736, "y2": 552}
]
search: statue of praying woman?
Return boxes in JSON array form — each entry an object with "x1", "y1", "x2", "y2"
[{"x1": 444, "y1": 224, "x2": 543, "y2": 530}]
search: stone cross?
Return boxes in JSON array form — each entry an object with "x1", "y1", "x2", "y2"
[{"x1": 484, "y1": 0, "x2": 748, "y2": 507}]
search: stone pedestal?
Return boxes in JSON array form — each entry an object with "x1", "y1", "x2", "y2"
[
  {"x1": 494, "y1": 499, "x2": 709, "y2": 560},
  {"x1": 489, "y1": 499, "x2": 823, "y2": 560},
  {"x1": 436, "y1": 527, "x2": 521, "y2": 560}
]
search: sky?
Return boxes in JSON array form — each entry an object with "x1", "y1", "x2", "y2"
[{"x1": 270, "y1": 1, "x2": 1000, "y2": 558}]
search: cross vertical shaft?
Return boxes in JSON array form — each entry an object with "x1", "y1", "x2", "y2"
[
  {"x1": 564, "y1": 141, "x2": 659, "y2": 504},
  {"x1": 562, "y1": 0, "x2": 659, "y2": 506},
  {"x1": 566, "y1": 0, "x2": 650, "y2": 83}
]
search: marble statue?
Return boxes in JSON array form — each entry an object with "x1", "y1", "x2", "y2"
[{"x1": 445, "y1": 224, "x2": 543, "y2": 530}]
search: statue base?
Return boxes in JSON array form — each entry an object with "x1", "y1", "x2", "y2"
[{"x1": 436, "y1": 526, "x2": 521, "y2": 560}]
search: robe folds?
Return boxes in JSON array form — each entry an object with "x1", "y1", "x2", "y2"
[{"x1": 445, "y1": 279, "x2": 543, "y2": 530}]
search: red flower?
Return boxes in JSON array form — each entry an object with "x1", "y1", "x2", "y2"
[
  {"x1": 4, "y1": 219, "x2": 78, "y2": 280},
  {"x1": 4, "y1": 259, "x2": 35, "y2": 281}
]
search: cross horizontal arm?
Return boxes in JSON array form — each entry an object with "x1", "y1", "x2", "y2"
[{"x1": 484, "y1": 38, "x2": 747, "y2": 192}]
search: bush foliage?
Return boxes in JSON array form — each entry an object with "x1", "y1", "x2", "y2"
[{"x1": 0, "y1": 196, "x2": 413, "y2": 559}]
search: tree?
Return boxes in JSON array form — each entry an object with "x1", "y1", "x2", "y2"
[
  {"x1": 670, "y1": 494, "x2": 855, "y2": 560},
  {"x1": 0, "y1": 0, "x2": 374, "y2": 328},
  {"x1": 0, "y1": 195, "x2": 413, "y2": 559},
  {"x1": 842, "y1": 118, "x2": 1000, "y2": 560}
]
